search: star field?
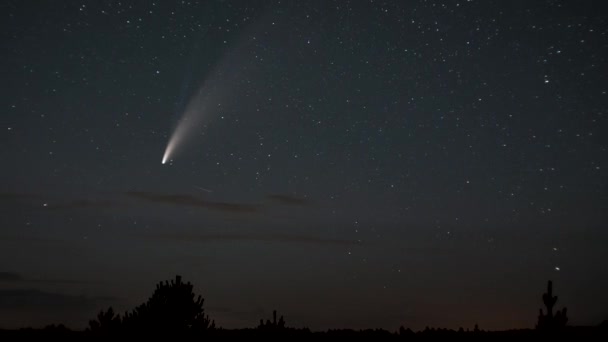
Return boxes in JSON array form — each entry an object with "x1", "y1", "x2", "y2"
[{"x1": 1, "y1": 0, "x2": 607, "y2": 331}]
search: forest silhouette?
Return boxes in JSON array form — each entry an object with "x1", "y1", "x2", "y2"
[{"x1": 1, "y1": 275, "x2": 606, "y2": 339}]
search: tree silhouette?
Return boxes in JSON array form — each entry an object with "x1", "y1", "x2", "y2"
[
  {"x1": 89, "y1": 275, "x2": 214, "y2": 335},
  {"x1": 88, "y1": 307, "x2": 121, "y2": 334},
  {"x1": 258, "y1": 310, "x2": 286, "y2": 330},
  {"x1": 537, "y1": 280, "x2": 568, "y2": 331},
  {"x1": 123, "y1": 275, "x2": 215, "y2": 333}
]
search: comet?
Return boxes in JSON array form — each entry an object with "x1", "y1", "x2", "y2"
[
  {"x1": 161, "y1": 86, "x2": 212, "y2": 165},
  {"x1": 161, "y1": 55, "x2": 233, "y2": 165},
  {"x1": 161, "y1": 16, "x2": 263, "y2": 164}
]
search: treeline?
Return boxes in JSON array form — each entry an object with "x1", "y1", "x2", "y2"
[
  {"x1": 1, "y1": 276, "x2": 606, "y2": 339},
  {"x1": 2, "y1": 324, "x2": 607, "y2": 339}
]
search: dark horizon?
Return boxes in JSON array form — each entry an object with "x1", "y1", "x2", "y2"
[
  {"x1": 0, "y1": 275, "x2": 599, "y2": 333},
  {"x1": 1, "y1": 0, "x2": 607, "y2": 332}
]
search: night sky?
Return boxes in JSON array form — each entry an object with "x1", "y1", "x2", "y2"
[{"x1": 1, "y1": 0, "x2": 607, "y2": 331}]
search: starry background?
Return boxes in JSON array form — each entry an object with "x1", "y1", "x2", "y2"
[{"x1": 1, "y1": 0, "x2": 607, "y2": 331}]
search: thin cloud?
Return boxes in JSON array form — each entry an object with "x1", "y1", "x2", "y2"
[
  {"x1": 0, "y1": 235, "x2": 58, "y2": 243},
  {"x1": 267, "y1": 194, "x2": 311, "y2": 206},
  {"x1": 126, "y1": 191, "x2": 259, "y2": 213},
  {"x1": 30, "y1": 278, "x2": 96, "y2": 285},
  {"x1": 0, "y1": 192, "x2": 42, "y2": 201},
  {"x1": 0, "y1": 272, "x2": 23, "y2": 282},
  {"x1": 149, "y1": 232, "x2": 359, "y2": 246},
  {"x1": 0, "y1": 289, "x2": 108, "y2": 310},
  {"x1": 45, "y1": 199, "x2": 116, "y2": 210},
  {"x1": 0, "y1": 193, "x2": 115, "y2": 211},
  {"x1": 0, "y1": 271, "x2": 95, "y2": 285}
]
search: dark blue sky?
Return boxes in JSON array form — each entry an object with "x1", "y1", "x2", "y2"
[{"x1": 1, "y1": 0, "x2": 607, "y2": 331}]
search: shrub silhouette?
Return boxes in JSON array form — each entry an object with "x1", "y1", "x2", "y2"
[
  {"x1": 88, "y1": 275, "x2": 214, "y2": 335},
  {"x1": 537, "y1": 280, "x2": 568, "y2": 331},
  {"x1": 88, "y1": 307, "x2": 121, "y2": 334},
  {"x1": 258, "y1": 309, "x2": 286, "y2": 330}
]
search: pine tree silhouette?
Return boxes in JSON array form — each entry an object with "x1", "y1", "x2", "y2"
[
  {"x1": 123, "y1": 275, "x2": 215, "y2": 333},
  {"x1": 89, "y1": 275, "x2": 214, "y2": 335},
  {"x1": 88, "y1": 307, "x2": 121, "y2": 334}
]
